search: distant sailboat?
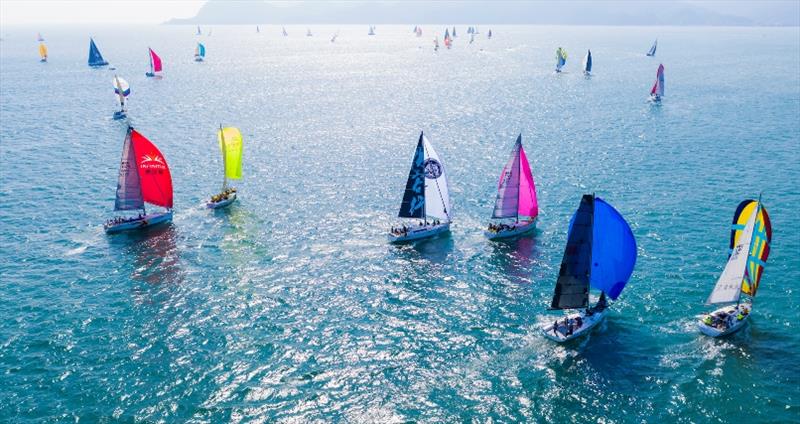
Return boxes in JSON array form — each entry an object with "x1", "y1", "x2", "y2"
[
  {"x1": 197, "y1": 25, "x2": 202, "y2": 36},
  {"x1": 368, "y1": 25, "x2": 375, "y2": 36},
  {"x1": 36, "y1": 32, "x2": 44, "y2": 42},
  {"x1": 331, "y1": 32, "x2": 338, "y2": 43},
  {"x1": 256, "y1": 25, "x2": 260, "y2": 33},
  {"x1": 542, "y1": 194, "x2": 637, "y2": 342},
  {"x1": 88, "y1": 37, "x2": 108, "y2": 67},
  {"x1": 647, "y1": 39, "x2": 657, "y2": 56},
  {"x1": 485, "y1": 135, "x2": 539, "y2": 240},
  {"x1": 282, "y1": 26, "x2": 288, "y2": 36},
  {"x1": 146, "y1": 48, "x2": 162, "y2": 77},
  {"x1": 452, "y1": 26, "x2": 457, "y2": 37},
  {"x1": 207, "y1": 125, "x2": 243, "y2": 209},
  {"x1": 307, "y1": 28, "x2": 313, "y2": 37},
  {"x1": 416, "y1": 26, "x2": 423, "y2": 37},
  {"x1": 583, "y1": 49, "x2": 592, "y2": 76},
  {"x1": 38, "y1": 42, "x2": 48, "y2": 62},
  {"x1": 105, "y1": 126, "x2": 173, "y2": 233},
  {"x1": 487, "y1": 29, "x2": 492, "y2": 39},
  {"x1": 194, "y1": 42, "x2": 206, "y2": 62},
  {"x1": 699, "y1": 198, "x2": 772, "y2": 337},
  {"x1": 649, "y1": 64, "x2": 664, "y2": 102},
  {"x1": 434, "y1": 36, "x2": 440, "y2": 52},
  {"x1": 444, "y1": 29, "x2": 452, "y2": 49},
  {"x1": 389, "y1": 132, "x2": 452, "y2": 243},
  {"x1": 555, "y1": 47, "x2": 567, "y2": 73},
  {"x1": 112, "y1": 75, "x2": 130, "y2": 120}
]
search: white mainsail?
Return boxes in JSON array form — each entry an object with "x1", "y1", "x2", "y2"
[
  {"x1": 706, "y1": 204, "x2": 758, "y2": 304},
  {"x1": 421, "y1": 135, "x2": 451, "y2": 222}
]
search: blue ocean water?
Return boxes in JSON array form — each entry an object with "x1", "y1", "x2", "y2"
[{"x1": 1, "y1": 25, "x2": 799, "y2": 422}]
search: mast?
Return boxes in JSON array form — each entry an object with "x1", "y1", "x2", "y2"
[
  {"x1": 220, "y1": 124, "x2": 228, "y2": 191},
  {"x1": 515, "y1": 141, "x2": 522, "y2": 223},
  {"x1": 149, "y1": 48, "x2": 153, "y2": 73}
]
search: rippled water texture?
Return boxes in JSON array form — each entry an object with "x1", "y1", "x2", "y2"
[{"x1": 1, "y1": 25, "x2": 799, "y2": 422}]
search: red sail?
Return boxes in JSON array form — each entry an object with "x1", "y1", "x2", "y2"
[
  {"x1": 131, "y1": 129, "x2": 173, "y2": 208},
  {"x1": 149, "y1": 48, "x2": 162, "y2": 72}
]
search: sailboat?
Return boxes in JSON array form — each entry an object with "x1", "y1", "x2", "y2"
[
  {"x1": 104, "y1": 126, "x2": 173, "y2": 233},
  {"x1": 555, "y1": 47, "x2": 567, "y2": 73},
  {"x1": 88, "y1": 37, "x2": 108, "y2": 67},
  {"x1": 207, "y1": 125, "x2": 243, "y2": 209},
  {"x1": 194, "y1": 42, "x2": 206, "y2": 62},
  {"x1": 434, "y1": 37, "x2": 440, "y2": 52},
  {"x1": 256, "y1": 25, "x2": 260, "y2": 33},
  {"x1": 452, "y1": 27, "x2": 457, "y2": 37},
  {"x1": 197, "y1": 25, "x2": 202, "y2": 36},
  {"x1": 389, "y1": 132, "x2": 452, "y2": 243},
  {"x1": 649, "y1": 64, "x2": 664, "y2": 102},
  {"x1": 38, "y1": 42, "x2": 48, "y2": 62},
  {"x1": 36, "y1": 32, "x2": 44, "y2": 42},
  {"x1": 583, "y1": 49, "x2": 592, "y2": 76},
  {"x1": 306, "y1": 29, "x2": 313, "y2": 37},
  {"x1": 145, "y1": 48, "x2": 162, "y2": 77},
  {"x1": 330, "y1": 32, "x2": 338, "y2": 43},
  {"x1": 542, "y1": 194, "x2": 637, "y2": 342},
  {"x1": 485, "y1": 135, "x2": 538, "y2": 240},
  {"x1": 444, "y1": 29, "x2": 452, "y2": 49},
  {"x1": 487, "y1": 29, "x2": 492, "y2": 39},
  {"x1": 416, "y1": 26, "x2": 423, "y2": 37},
  {"x1": 699, "y1": 199, "x2": 772, "y2": 337},
  {"x1": 282, "y1": 27, "x2": 288, "y2": 36},
  {"x1": 647, "y1": 39, "x2": 657, "y2": 56},
  {"x1": 112, "y1": 75, "x2": 130, "y2": 120},
  {"x1": 368, "y1": 26, "x2": 375, "y2": 36}
]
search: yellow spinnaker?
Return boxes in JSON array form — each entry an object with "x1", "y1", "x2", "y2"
[
  {"x1": 218, "y1": 127, "x2": 243, "y2": 180},
  {"x1": 39, "y1": 43, "x2": 47, "y2": 58}
]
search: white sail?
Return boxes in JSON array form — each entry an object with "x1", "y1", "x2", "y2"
[
  {"x1": 706, "y1": 205, "x2": 758, "y2": 304},
  {"x1": 422, "y1": 135, "x2": 451, "y2": 222}
]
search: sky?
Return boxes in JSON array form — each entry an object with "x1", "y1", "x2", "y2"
[
  {"x1": 1, "y1": 0, "x2": 798, "y2": 26},
  {"x1": 0, "y1": 0, "x2": 205, "y2": 25}
]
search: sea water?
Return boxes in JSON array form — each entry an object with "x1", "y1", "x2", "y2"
[{"x1": 1, "y1": 25, "x2": 799, "y2": 422}]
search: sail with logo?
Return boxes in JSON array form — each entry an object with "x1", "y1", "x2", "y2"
[
  {"x1": 389, "y1": 131, "x2": 452, "y2": 243},
  {"x1": 485, "y1": 134, "x2": 539, "y2": 240},
  {"x1": 104, "y1": 126, "x2": 174, "y2": 233},
  {"x1": 207, "y1": 125, "x2": 243, "y2": 209},
  {"x1": 698, "y1": 198, "x2": 772, "y2": 337},
  {"x1": 542, "y1": 194, "x2": 637, "y2": 342}
]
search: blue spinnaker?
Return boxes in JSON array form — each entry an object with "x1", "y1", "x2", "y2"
[{"x1": 590, "y1": 198, "x2": 637, "y2": 299}]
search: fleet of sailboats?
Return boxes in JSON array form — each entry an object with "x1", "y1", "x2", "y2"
[
  {"x1": 146, "y1": 48, "x2": 162, "y2": 77},
  {"x1": 112, "y1": 75, "x2": 130, "y2": 120},
  {"x1": 88, "y1": 37, "x2": 108, "y2": 67},
  {"x1": 699, "y1": 199, "x2": 772, "y2": 337},
  {"x1": 389, "y1": 132, "x2": 452, "y2": 243},
  {"x1": 104, "y1": 126, "x2": 174, "y2": 233},
  {"x1": 542, "y1": 194, "x2": 637, "y2": 342},
  {"x1": 207, "y1": 126, "x2": 243, "y2": 209},
  {"x1": 650, "y1": 64, "x2": 664, "y2": 102},
  {"x1": 485, "y1": 135, "x2": 539, "y2": 240}
]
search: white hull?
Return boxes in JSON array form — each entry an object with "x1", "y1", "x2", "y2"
[
  {"x1": 104, "y1": 211, "x2": 172, "y2": 234},
  {"x1": 207, "y1": 192, "x2": 237, "y2": 209},
  {"x1": 388, "y1": 222, "x2": 450, "y2": 243},
  {"x1": 485, "y1": 219, "x2": 536, "y2": 240},
  {"x1": 698, "y1": 303, "x2": 751, "y2": 337},
  {"x1": 541, "y1": 309, "x2": 606, "y2": 343}
]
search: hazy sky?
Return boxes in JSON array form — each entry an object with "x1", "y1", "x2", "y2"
[
  {"x1": 2, "y1": 0, "x2": 798, "y2": 26},
  {"x1": 0, "y1": 0, "x2": 205, "y2": 25}
]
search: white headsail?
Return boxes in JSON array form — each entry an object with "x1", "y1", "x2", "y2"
[
  {"x1": 422, "y1": 135, "x2": 451, "y2": 222},
  {"x1": 706, "y1": 204, "x2": 758, "y2": 304}
]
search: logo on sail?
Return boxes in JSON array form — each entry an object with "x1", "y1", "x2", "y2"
[
  {"x1": 140, "y1": 154, "x2": 166, "y2": 171},
  {"x1": 423, "y1": 159, "x2": 442, "y2": 179}
]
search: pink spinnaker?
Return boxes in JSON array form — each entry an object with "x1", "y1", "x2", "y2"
[{"x1": 149, "y1": 48, "x2": 162, "y2": 73}]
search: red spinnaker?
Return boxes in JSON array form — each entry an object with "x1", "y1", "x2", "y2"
[
  {"x1": 149, "y1": 48, "x2": 162, "y2": 72},
  {"x1": 131, "y1": 129, "x2": 173, "y2": 208}
]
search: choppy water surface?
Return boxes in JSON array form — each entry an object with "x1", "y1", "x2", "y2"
[{"x1": 1, "y1": 25, "x2": 799, "y2": 422}]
